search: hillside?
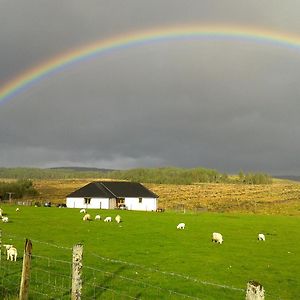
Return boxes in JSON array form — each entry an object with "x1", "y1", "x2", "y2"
[{"x1": 23, "y1": 178, "x2": 300, "y2": 216}]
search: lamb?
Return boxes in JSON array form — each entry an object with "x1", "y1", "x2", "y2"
[
  {"x1": 176, "y1": 223, "x2": 185, "y2": 229},
  {"x1": 258, "y1": 233, "x2": 266, "y2": 241},
  {"x1": 2, "y1": 216, "x2": 9, "y2": 223},
  {"x1": 95, "y1": 215, "x2": 101, "y2": 220},
  {"x1": 104, "y1": 216, "x2": 112, "y2": 222},
  {"x1": 115, "y1": 215, "x2": 121, "y2": 223},
  {"x1": 212, "y1": 232, "x2": 223, "y2": 244},
  {"x1": 3, "y1": 245, "x2": 17, "y2": 261},
  {"x1": 80, "y1": 209, "x2": 86, "y2": 214},
  {"x1": 82, "y1": 213, "x2": 91, "y2": 221}
]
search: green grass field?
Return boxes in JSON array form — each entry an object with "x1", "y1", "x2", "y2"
[{"x1": 0, "y1": 205, "x2": 299, "y2": 299}]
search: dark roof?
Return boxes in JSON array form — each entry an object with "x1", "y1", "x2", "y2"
[{"x1": 67, "y1": 181, "x2": 158, "y2": 198}]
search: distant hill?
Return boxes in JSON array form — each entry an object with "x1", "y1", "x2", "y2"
[
  {"x1": 273, "y1": 175, "x2": 300, "y2": 182},
  {"x1": 49, "y1": 167, "x2": 115, "y2": 173},
  {"x1": 0, "y1": 166, "x2": 273, "y2": 184}
]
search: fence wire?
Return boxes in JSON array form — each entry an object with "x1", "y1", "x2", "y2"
[{"x1": 0, "y1": 234, "x2": 276, "y2": 299}]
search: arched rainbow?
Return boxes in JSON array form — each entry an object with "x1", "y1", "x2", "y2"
[{"x1": 1, "y1": 25, "x2": 300, "y2": 105}]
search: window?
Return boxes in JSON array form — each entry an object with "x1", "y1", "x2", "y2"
[
  {"x1": 139, "y1": 197, "x2": 142, "y2": 204},
  {"x1": 84, "y1": 197, "x2": 91, "y2": 205}
]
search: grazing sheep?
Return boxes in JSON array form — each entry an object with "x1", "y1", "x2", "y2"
[
  {"x1": 176, "y1": 223, "x2": 185, "y2": 229},
  {"x1": 115, "y1": 215, "x2": 121, "y2": 223},
  {"x1": 104, "y1": 217, "x2": 112, "y2": 222},
  {"x1": 258, "y1": 233, "x2": 266, "y2": 241},
  {"x1": 16, "y1": 208, "x2": 20, "y2": 212},
  {"x1": 212, "y1": 232, "x2": 223, "y2": 244},
  {"x1": 80, "y1": 209, "x2": 86, "y2": 214},
  {"x1": 82, "y1": 213, "x2": 91, "y2": 221},
  {"x1": 2, "y1": 216, "x2": 9, "y2": 223},
  {"x1": 3, "y1": 245, "x2": 17, "y2": 261},
  {"x1": 95, "y1": 215, "x2": 101, "y2": 220}
]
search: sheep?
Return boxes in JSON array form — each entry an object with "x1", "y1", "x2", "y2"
[
  {"x1": 80, "y1": 209, "x2": 86, "y2": 214},
  {"x1": 82, "y1": 213, "x2": 91, "y2": 221},
  {"x1": 2, "y1": 216, "x2": 9, "y2": 223},
  {"x1": 104, "y1": 216, "x2": 112, "y2": 222},
  {"x1": 3, "y1": 244, "x2": 13, "y2": 250},
  {"x1": 258, "y1": 233, "x2": 266, "y2": 241},
  {"x1": 16, "y1": 207, "x2": 20, "y2": 212},
  {"x1": 176, "y1": 223, "x2": 185, "y2": 229},
  {"x1": 212, "y1": 232, "x2": 223, "y2": 244},
  {"x1": 0, "y1": 208, "x2": 3, "y2": 217},
  {"x1": 115, "y1": 215, "x2": 121, "y2": 223},
  {"x1": 95, "y1": 214, "x2": 101, "y2": 220},
  {"x1": 3, "y1": 245, "x2": 17, "y2": 261}
]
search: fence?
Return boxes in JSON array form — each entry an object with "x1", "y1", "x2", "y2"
[{"x1": 0, "y1": 233, "x2": 268, "y2": 300}]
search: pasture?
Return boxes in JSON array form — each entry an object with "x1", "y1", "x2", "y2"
[{"x1": 0, "y1": 205, "x2": 299, "y2": 299}]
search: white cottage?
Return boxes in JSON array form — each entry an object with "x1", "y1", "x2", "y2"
[{"x1": 66, "y1": 181, "x2": 159, "y2": 211}]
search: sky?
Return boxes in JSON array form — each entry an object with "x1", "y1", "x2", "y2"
[{"x1": 1, "y1": 1, "x2": 300, "y2": 175}]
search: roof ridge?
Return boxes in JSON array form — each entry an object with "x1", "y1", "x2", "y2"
[{"x1": 99, "y1": 182, "x2": 118, "y2": 198}]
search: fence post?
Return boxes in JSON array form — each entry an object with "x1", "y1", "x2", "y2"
[
  {"x1": 71, "y1": 244, "x2": 83, "y2": 300},
  {"x1": 19, "y1": 239, "x2": 33, "y2": 300},
  {"x1": 245, "y1": 280, "x2": 265, "y2": 300}
]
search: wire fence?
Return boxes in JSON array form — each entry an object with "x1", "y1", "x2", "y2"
[{"x1": 0, "y1": 234, "x2": 270, "y2": 300}]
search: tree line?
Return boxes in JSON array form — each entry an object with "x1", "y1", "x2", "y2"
[
  {"x1": 0, "y1": 167, "x2": 272, "y2": 185},
  {"x1": 0, "y1": 179, "x2": 38, "y2": 200}
]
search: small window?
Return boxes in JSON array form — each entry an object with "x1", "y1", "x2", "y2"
[
  {"x1": 139, "y1": 197, "x2": 142, "y2": 204},
  {"x1": 84, "y1": 197, "x2": 91, "y2": 205}
]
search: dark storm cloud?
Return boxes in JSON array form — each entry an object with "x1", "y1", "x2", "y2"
[{"x1": 1, "y1": 1, "x2": 300, "y2": 174}]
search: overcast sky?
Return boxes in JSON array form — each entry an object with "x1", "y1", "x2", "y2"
[{"x1": 1, "y1": 1, "x2": 300, "y2": 175}]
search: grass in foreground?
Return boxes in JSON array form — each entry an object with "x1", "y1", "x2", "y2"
[{"x1": 0, "y1": 205, "x2": 299, "y2": 299}]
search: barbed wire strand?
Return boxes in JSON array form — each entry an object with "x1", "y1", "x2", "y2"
[
  {"x1": 85, "y1": 265, "x2": 202, "y2": 300},
  {"x1": 88, "y1": 251, "x2": 244, "y2": 292}
]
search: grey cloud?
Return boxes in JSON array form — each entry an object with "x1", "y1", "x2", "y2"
[{"x1": 1, "y1": 1, "x2": 300, "y2": 174}]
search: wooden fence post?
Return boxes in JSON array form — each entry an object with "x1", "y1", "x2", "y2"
[
  {"x1": 19, "y1": 239, "x2": 32, "y2": 300},
  {"x1": 245, "y1": 280, "x2": 265, "y2": 300},
  {"x1": 71, "y1": 244, "x2": 83, "y2": 300}
]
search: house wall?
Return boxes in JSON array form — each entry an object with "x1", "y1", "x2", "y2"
[
  {"x1": 66, "y1": 197, "x2": 110, "y2": 209},
  {"x1": 66, "y1": 197, "x2": 157, "y2": 211},
  {"x1": 124, "y1": 197, "x2": 157, "y2": 211}
]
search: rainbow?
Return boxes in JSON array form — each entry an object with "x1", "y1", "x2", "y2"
[{"x1": 1, "y1": 24, "x2": 300, "y2": 105}]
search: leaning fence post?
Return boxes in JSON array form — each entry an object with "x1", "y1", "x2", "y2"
[
  {"x1": 71, "y1": 244, "x2": 83, "y2": 300},
  {"x1": 19, "y1": 239, "x2": 33, "y2": 300},
  {"x1": 245, "y1": 280, "x2": 265, "y2": 300}
]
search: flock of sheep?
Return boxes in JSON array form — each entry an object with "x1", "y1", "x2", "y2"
[
  {"x1": 0, "y1": 206, "x2": 266, "y2": 262},
  {"x1": 176, "y1": 222, "x2": 266, "y2": 244},
  {"x1": 80, "y1": 208, "x2": 122, "y2": 223}
]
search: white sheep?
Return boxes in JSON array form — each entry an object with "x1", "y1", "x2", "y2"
[
  {"x1": 82, "y1": 213, "x2": 91, "y2": 221},
  {"x1": 16, "y1": 208, "x2": 20, "y2": 212},
  {"x1": 115, "y1": 215, "x2": 121, "y2": 223},
  {"x1": 2, "y1": 216, "x2": 9, "y2": 223},
  {"x1": 104, "y1": 216, "x2": 112, "y2": 222},
  {"x1": 176, "y1": 223, "x2": 185, "y2": 229},
  {"x1": 258, "y1": 233, "x2": 266, "y2": 241},
  {"x1": 0, "y1": 208, "x2": 3, "y2": 217},
  {"x1": 212, "y1": 232, "x2": 223, "y2": 244},
  {"x1": 80, "y1": 209, "x2": 86, "y2": 214},
  {"x1": 3, "y1": 245, "x2": 17, "y2": 261},
  {"x1": 95, "y1": 214, "x2": 101, "y2": 220}
]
